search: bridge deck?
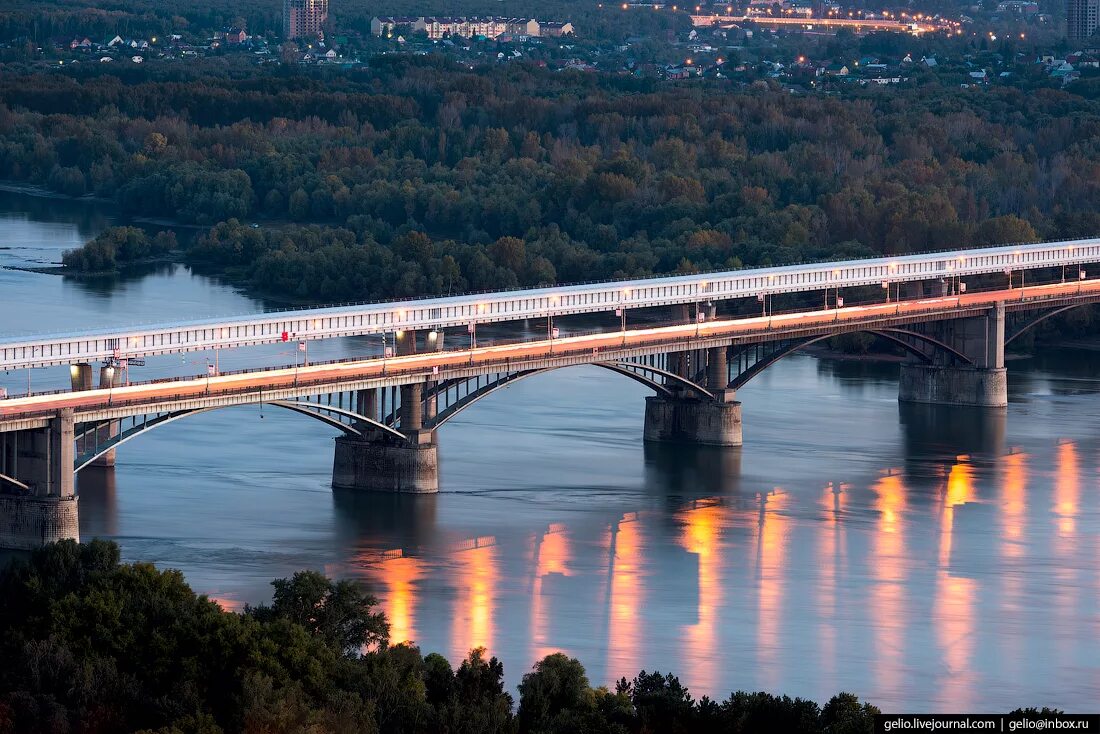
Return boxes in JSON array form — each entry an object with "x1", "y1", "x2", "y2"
[
  {"x1": 1, "y1": 237, "x2": 1098, "y2": 370},
  {"x1": 2, "y1": 278, "x2": 1097, "y2": 431}
]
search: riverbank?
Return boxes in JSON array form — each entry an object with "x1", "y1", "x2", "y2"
[{"x1": 0, "y1": 180, "x2": 111, "y2": 204}]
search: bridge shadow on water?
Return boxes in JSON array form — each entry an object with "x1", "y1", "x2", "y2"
[
  {"x1": 898, "y1": 402, "x2": 1007, "y2": 465},
  {"x1": 330, "y1": 489, "x2": 440, "y2": 556},
  {"x1": 642, "y1": 442, "x2": 743, "y2": 504},
  {"x1": 896, "y1": 402, "x2": 1007, "y2": 572}
]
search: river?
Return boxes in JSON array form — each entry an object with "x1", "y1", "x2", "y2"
[{"x1": 1, "y1": 190, "x2": 1098, "y2": 712}]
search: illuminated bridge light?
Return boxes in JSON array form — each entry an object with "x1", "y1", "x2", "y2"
[{"x1": 2, "y1": 238, "x2": 1099, "y2": 371}]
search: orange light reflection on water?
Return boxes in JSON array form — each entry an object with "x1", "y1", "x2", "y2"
[
  {"x1": 676, "y1": 499, "x2": 724, "y2": 692},
  {"x1": 531, "y1": 523, "x2": 572, "y2": 661},
  {"x1": 382, "y1": 551, "x2": 424, "y2": 645},
  {"x1": 756, "y1": 489, "x2": 788, "y2": 690},
  {"x1": 1054, "y1": 441, "x2": 1079, "y2": 540},
  {"x1": 1001, "y1": 451, "x2": 1028, "y2": 557},
  {"x1": 607, "y1": 512, "x2": 643, "y2": 678},
  {"x1": 451, "y1": 536, "x2": 498, "y2": 662},
  {"x1": 935, "y1": 457, "x2": 976, "y2": 711},
  {"x1": 817, "y1": 483, "x2": 847, "y2": 679},
  {"x1": 872, "y1": 471, "x2": 906, "y2": 694}
]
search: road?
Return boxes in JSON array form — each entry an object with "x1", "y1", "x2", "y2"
[{"x1": 3, "y1": 278, "x2": 1097, "y2": 420}]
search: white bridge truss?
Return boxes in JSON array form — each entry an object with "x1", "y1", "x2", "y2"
[{"x1": 2, "y1": 237, "x2": 1098, "y2": 370}]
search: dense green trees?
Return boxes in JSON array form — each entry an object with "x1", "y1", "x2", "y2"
[
  {"x1": 0, "y1": 540, "x2": 883, "y2": 734},
  {"x1": 5, "y1": 58, "x2": 1098, "y2": 301},
  {"x1": 61, "y1": 225, "x2": 175, "y2": 270}
]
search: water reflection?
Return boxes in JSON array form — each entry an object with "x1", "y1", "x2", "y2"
[
  {"x1": 899, "y1": 403, "x2": 1007, "y2": 461},
  {"x1": 530, "y1": 524, "x2": 573, "y2": 661},
  {"x1": 871, "y1": 471, "x2": 908, "y2": 698},
  {"x1": 7, "y1": 195, "x2": 1100, "y2": 710},
  {"x1": 935, "y1": 457, "x2": 977, "y2": 710},
  {"x1": 755, "y1": 489, "x2": 789, "y2": 691},
  {"x1": 642, "y1": 443, "x2": 742, "y2": 498},
  {"x1": 382, "y1": 551, "x2": 424, "y2": 646},
  {"x1": 451, "y1": 535, "x2": 498, "y2": 662},
  {"x1": 817, "y1": 483, "x2": 847, "y2": 682},
  {"x1": 607, "y1": 513, "x2": 644, "y2": 679},
  {"x1": 332, "y1": 491, "x2": 439, "y2": 553},
  {"x1": 1054, "y1": 442, "x2": 1079, "y2": 539},
  {"x1": 676, "y1": 500, "x2": 724, "y2": 691}
]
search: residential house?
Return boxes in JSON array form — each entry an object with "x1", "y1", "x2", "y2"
[
  {"x1": 541, "y1": 22, "x2": 575, "y2": 37},
  {"x1": 221, "y1": 27, "x2": 248, "y2": 44},
  {"x1": 370, "y1": 16, "x2": 427, "y2": 36}
]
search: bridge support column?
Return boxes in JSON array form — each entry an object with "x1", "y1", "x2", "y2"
[
  {"x1": 331, "y1": 430, "x2": 438, "y2": 494},
  {"x1": 332, "y1": 330, "x2": 440, "y2": 493},
  {"x1": 899, "y1": 303, "x2": 1007, "y2": 408},
  {"x1": 70, "y1": 363, "x2": 93, "y2": 391},
  {"x1": 644, "y1": 346, "x2": 742, "y2": 447},
  {"x1": 0, "y1": 408, "x2": 79, "y2": 550},
  {"x1": 89, "y1": 365, "x2": 122, "y2": 467},
  {"x1": 643, "y1": 395, "x2": 742, "y2": 447}
]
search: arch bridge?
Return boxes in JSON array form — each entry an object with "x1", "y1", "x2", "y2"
[{"x1": 2, "y1": 260, "x2": 1100, "y2": 549}]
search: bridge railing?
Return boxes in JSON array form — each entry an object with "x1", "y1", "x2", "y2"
[
  {"x1": 2, "y1": 277, "x2": 1098, "y2": 424},
  {"x1": 1, "y1": 235, "x2": 1094, "y2": 343}
]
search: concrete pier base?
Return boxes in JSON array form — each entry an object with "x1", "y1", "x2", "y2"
[
  {"x1": 643, "y1": 394, "x2": 743, "y2": 446},
  {"x1": 331, "y1": 433, "x2": 439, "y2": 493},
  {"x1": 0, "y1": 495, "x2": 79, "y2": 550},
  {"x1": 898, "y1": 364, "x2": 1008, "y2": 408}
]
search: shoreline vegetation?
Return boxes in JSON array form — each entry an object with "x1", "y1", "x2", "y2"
[
  {"x1": 0, "y1": 540, "x2": 887, "y2": 734},
  {"x1": 0, "y1": 53, "x2": 1090, "y2": 344}
]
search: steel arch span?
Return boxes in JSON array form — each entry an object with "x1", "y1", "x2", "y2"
[
  {"x1": 725, "y1": 327, "x2": 975, "y2": 391},
  {"x1": 72, "y1": 400, "x2": 396, "y2": 472}
]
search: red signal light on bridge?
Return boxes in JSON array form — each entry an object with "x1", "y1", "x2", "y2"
[{"x1": 281, "y1": 331, "x2": 289, "y2": 342}]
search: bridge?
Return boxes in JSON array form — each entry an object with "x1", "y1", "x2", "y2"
[{"x1": 1, "y1": 237, "x2": 1099, "y2": 549}]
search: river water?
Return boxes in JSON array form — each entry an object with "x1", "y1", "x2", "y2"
[{"x1": 1, "y1": 191, "x2": 1099, "y2": 712}]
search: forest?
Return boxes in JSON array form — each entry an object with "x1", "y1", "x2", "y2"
[
  {"x1": 0, "y1": 540, "x2": 889, "y2": 734},
  {"x1": 2, "y1": 58, "x2": 1100, "y2": 310}
]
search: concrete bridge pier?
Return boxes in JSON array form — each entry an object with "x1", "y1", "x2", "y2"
[
  {"x1": 70, "y1": 363, "x2": 93, "y2": 391},
  {"x1": 88, "y1": 365, "x2": 123, "y2": 467},
  {"x1": 899, "y1": 302, "x2": 1007, "y2": 408},
  {"x1": 643, "y1": 345, "x2": 742, "y2": 447},
  {"x1": 0, "y1": 408, "x2": 80, "y2": 550},
  {"x1": 332, "y1": 331, "x2": 441, "y2": 493},
  {"x1": 332, "y1": 428, "x2": 439, "y2": 494}
]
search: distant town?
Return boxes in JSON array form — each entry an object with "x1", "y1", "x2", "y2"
[{"x1": 4, "y1": 0, "x2": 1099, "y2": 91}]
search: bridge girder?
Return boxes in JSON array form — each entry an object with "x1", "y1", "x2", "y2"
[
  {"x1": 725, "y1": 327, "x2": 976, "y2": 391},
  {"x1": 71, "y1": 398, "x2": 401, "y2": 471},
  {"x1": 1004, "y1": 304, "x2": 1086, "y2": 346}
]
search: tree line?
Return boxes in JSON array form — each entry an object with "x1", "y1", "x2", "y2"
[
  {"x1": 8, "y1": 57, "x2": 1098, "y2": 307},
  {"x1": 0, "y1": 539, "x2": 885, "y2": 734}
]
